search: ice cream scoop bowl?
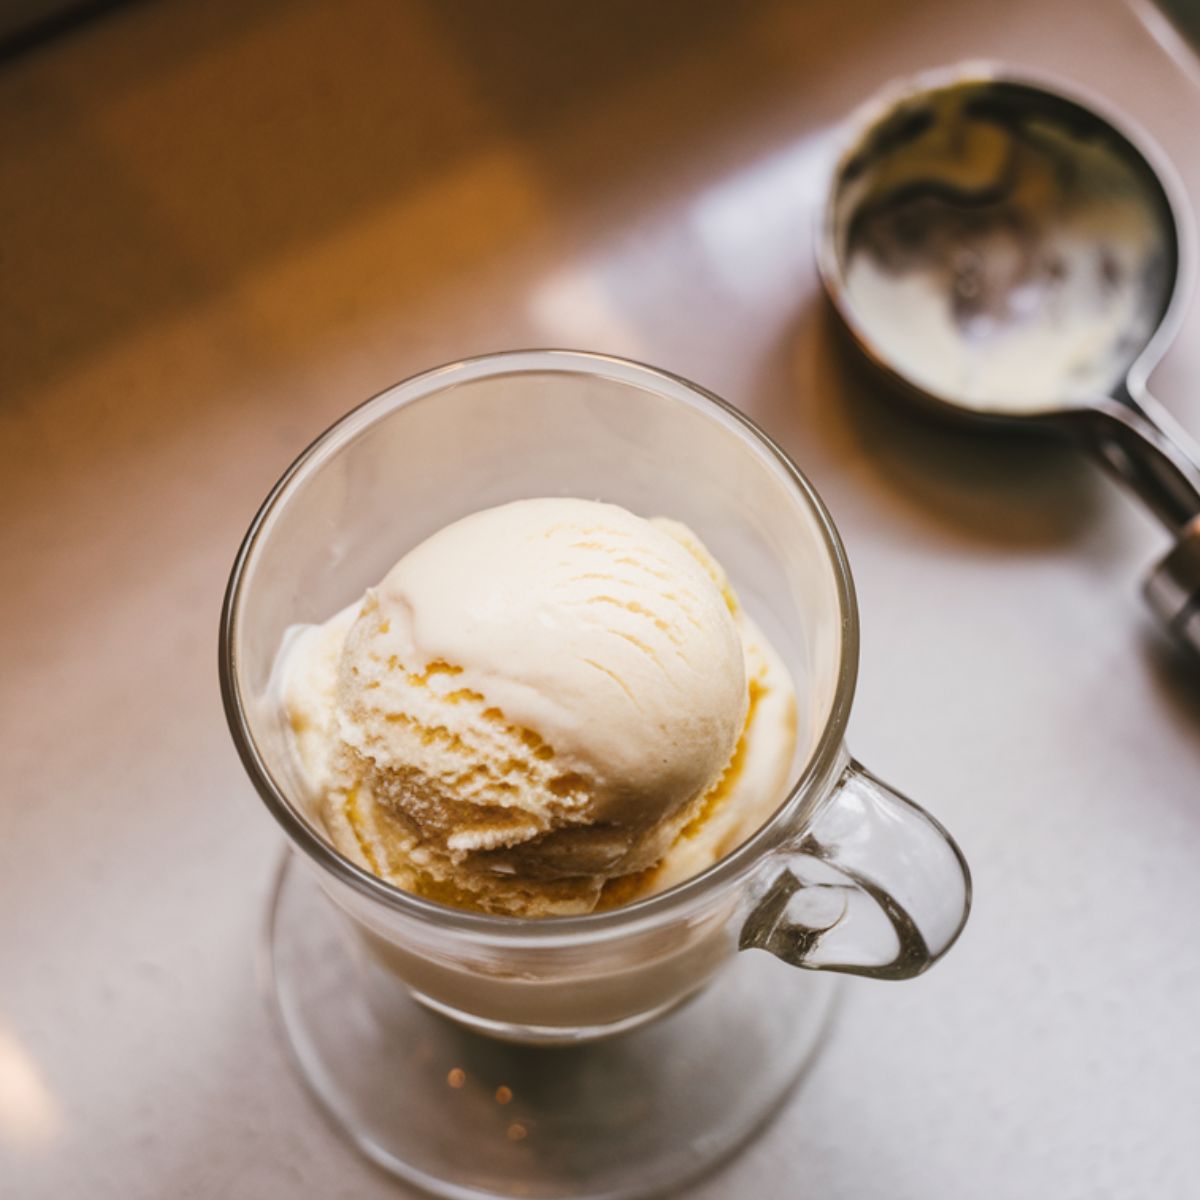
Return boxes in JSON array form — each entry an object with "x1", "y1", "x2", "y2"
[
  {"x1": 220, "y1": 350, "x2": 970, "y2": 1199},
  {"x1": 819, "y1": 65, "x2": 1200, "y2": 651}
]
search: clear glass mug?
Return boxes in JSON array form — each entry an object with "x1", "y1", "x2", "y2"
[{"x1": 220, "y1": 350, "x2": 971, "y2": 1198}]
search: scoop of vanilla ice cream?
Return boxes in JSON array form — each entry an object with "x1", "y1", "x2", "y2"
[{"x1": 280, "y1": 498, "x2": 796, "y2": 915}]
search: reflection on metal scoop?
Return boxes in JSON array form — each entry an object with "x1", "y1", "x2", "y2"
[{"x1": 818, "y1": 64, "x2": 1200, "y2": 652}]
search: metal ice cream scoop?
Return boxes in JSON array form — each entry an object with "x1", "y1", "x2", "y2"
[{"x1": 818, "y1": 64, "x2": 1200, "y2": 652}]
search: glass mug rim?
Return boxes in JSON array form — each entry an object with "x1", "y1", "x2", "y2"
[{"x1": 219, "y1": 349, "x2": 860, "y2": 941}]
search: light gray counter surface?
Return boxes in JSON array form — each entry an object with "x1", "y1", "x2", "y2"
[{"x1": 2, "y1": 1, "x2": 1199, "y2": 1196}]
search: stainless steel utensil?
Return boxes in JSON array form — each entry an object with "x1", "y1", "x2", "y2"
[{"x1": 818, "y1": 63, "x2": 1200, "y2": 651}]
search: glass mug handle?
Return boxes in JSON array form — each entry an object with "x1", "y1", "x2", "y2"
[{"x1": 739, "y1": 759, "x2": 971, "y2": 979}]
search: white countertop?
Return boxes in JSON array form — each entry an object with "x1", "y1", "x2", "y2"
[{"x1": 3, "y1": 1, "x2": 1199, "y2": 1196}]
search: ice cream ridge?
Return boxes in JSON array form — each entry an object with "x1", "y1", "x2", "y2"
[{"x1": 279, "y1": 498, "x2": 797, "y2": 917}]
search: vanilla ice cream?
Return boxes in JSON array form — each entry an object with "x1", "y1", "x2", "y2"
[{"x1": 278, "y1": 498, "x2": 796, "y2": 916}]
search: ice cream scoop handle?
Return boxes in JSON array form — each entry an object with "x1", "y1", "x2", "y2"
[
  {"x1": 1144, "y1": 514, "x2": 1200, "y2": 656},
  {"x1": 1065, "y1": 392, "x2": 1200, "y2": 652},
  {"x1": 1070, "y1": 390, "x2": 1200, "y2": 535},
  {"x1": 738, "y1": 760, "x2": 971, "y2": 980}
]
